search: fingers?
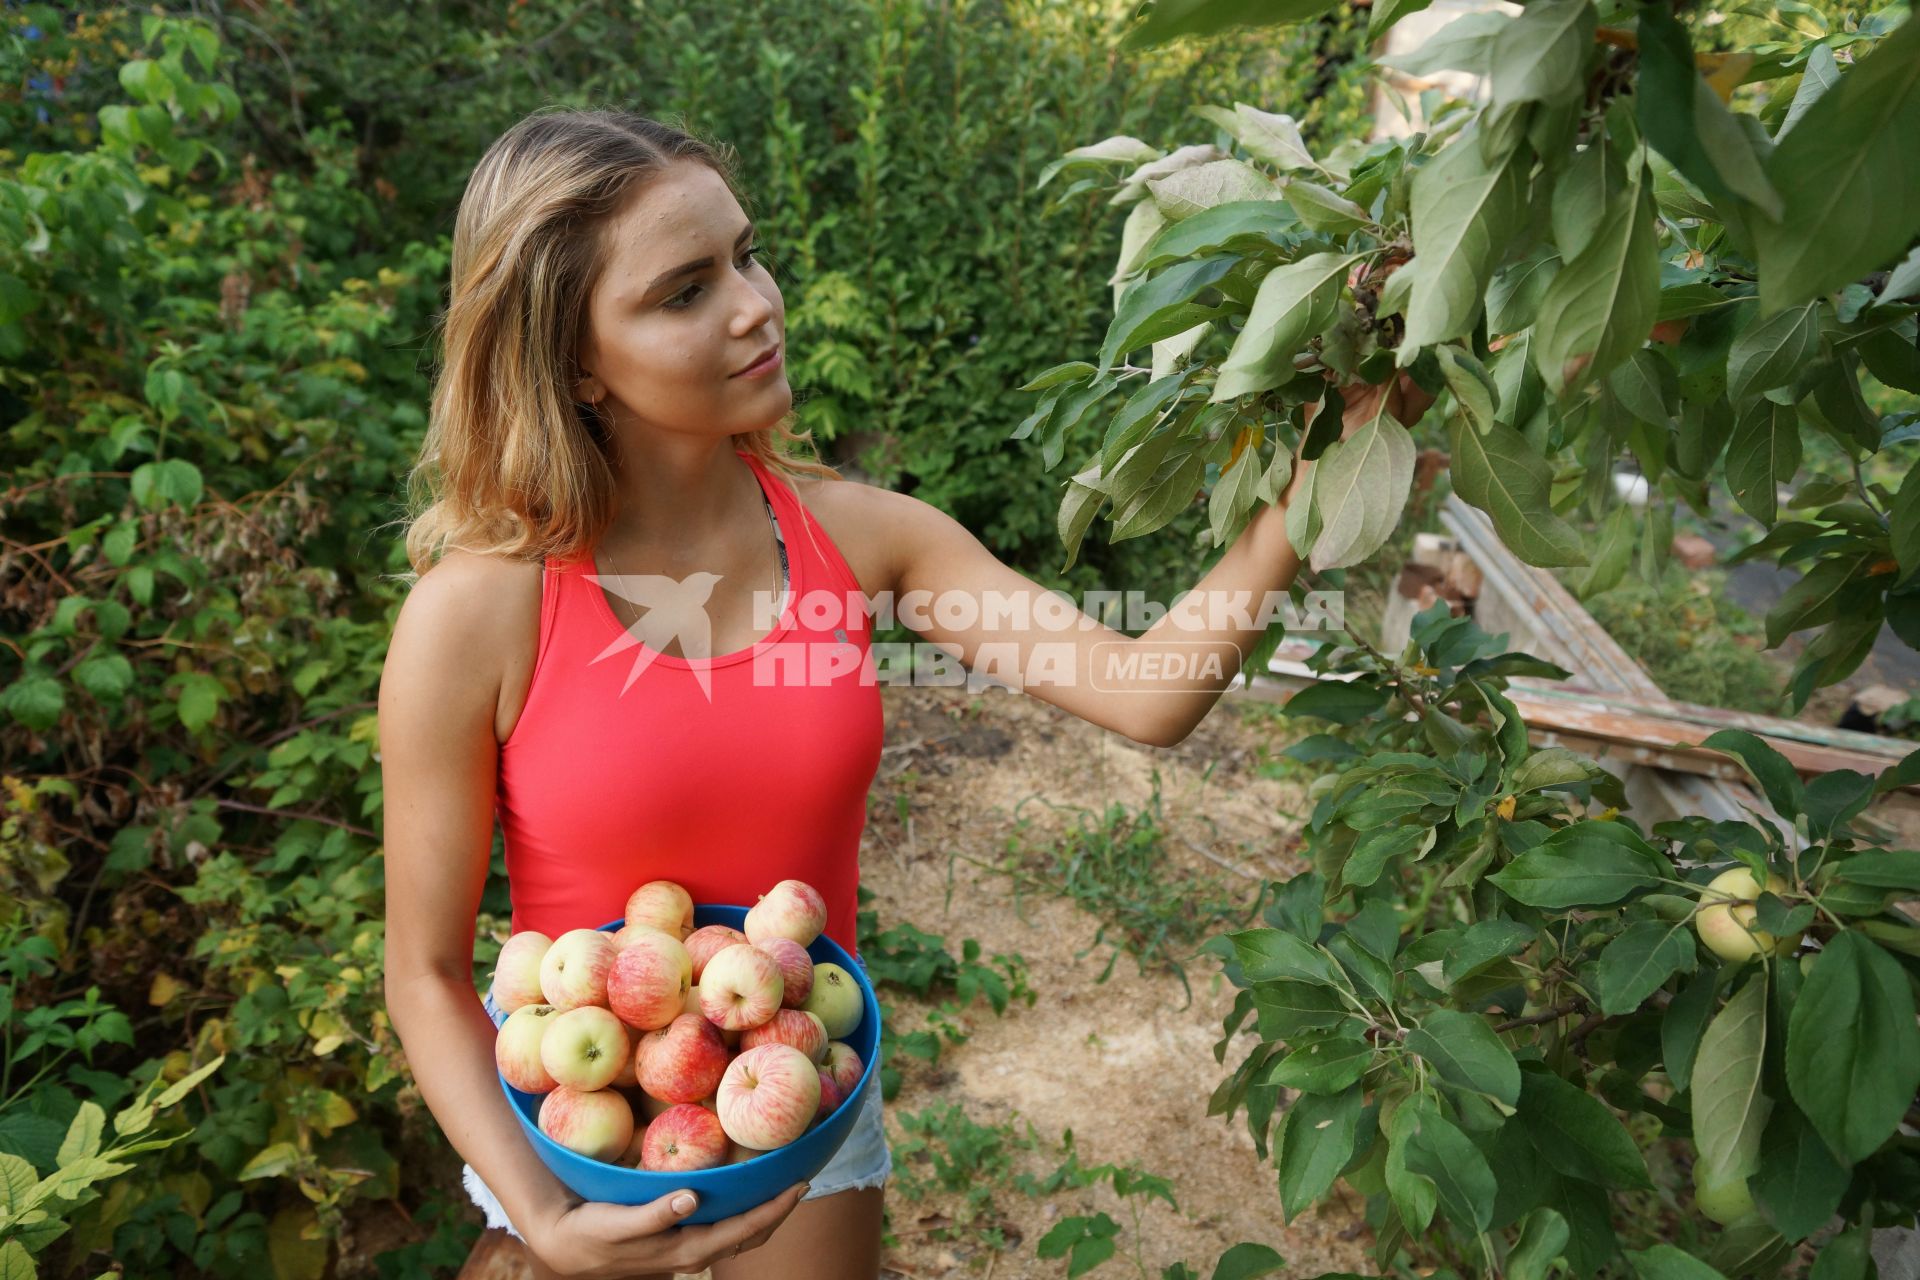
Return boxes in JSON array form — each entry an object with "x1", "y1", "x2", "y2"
[
  {"x1": 609, "y1": 1188, "x2": 703, "y2": 1243},
  {"x1": 668, "y1": 1181, "x2": 809, "y2": 1266}
]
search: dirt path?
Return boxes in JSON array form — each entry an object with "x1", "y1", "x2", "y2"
[{"x1": 858, "y1": 680, "x2": 1371, "y2": 1279}]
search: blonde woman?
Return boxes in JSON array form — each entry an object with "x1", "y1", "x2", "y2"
[{"x1": 380, "y1": 107, "x2": 1339, "y2": 1279}]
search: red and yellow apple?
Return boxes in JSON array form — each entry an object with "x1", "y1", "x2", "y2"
[
  {"x1": 539, "y1": 1005, "x2": 632, "y2": 1092},
  {"x1": 495, "y1": 1004, "x2": 562, "y2": 1094},
  {"x1": 606, "y1": 929, "x2": 693, "y2": 1031},
  {"x1": 538, "y1": 1085, "x2": 634, "y2": 1161},
  {"x1": 491, "y1": 931, "x2": 553, "y2": 1012},
  {"x1": 635, "y1": 1013, "x2": 731, "y2": 1104},
  {"x1": 814, "y1": 1067, "x2": 846, "y2": 1122},
  {"x1": 699, "y1": 944, "x2": 784, "y2": 1031},
  {"x1": 822, "y1": 1041, "x2": 864, "y2": 1097},
  {"x1": 744, "y1": 879, "x2": 828, "y2": 948},
  {"x1": 684, "y1": 924, "x2": 748, "y2": 982},
  {"x1": 640, "y1": 1102, "x2": 731, "y2": 1172},
  {"x1": 540, "y1": 928, "x2": 618, "y2": 1011},
  {"x1": 625, "y1": 880, "x2": 695, "y2": 941},
  {"x1": 716, "y1": 1043, "x2": 821, "y2": 1150},
  {"x1": 739, "y1": 1009, "x2": 828, "y2": 1064},
  {"x1": 755, "y1": 937, "x2": 814, "y2": 1008}
]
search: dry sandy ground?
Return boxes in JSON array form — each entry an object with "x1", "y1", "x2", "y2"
[{"x1": 857, "y1": 680, "x2": 1372, "y2": 1279}]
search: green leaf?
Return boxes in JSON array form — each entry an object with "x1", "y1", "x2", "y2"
[
  {"x1": 2, "y1": 676, "x2": 65, "y2": 732},
  {"x1": 1751, "y1": 1103, "x2": 1849, "y2": 1242},
  {"x1": 1691, "y1": 972, "x2": 1770, "y2": 1181},
  {"x1": 1210, "y1": 1242, "x2": 1288, "y2": 1280},
  {"x1": 1489, "y1": 0, "x2": 1595, "y2": 108},
  {"x1": 1381, "y1": 11, "x2": 1510, "y2": 77},
  {"x1": 1518, "y1": 1068, "x2": 1653, "y2": 1190},
  {"x1": 1384, "y1": 1100, "x2": 1439, "y2": 1233},
  {"x1": 1268, "y1": 1037, "x2": 1371, "y2": 1094},
  {"x1": 1020, "y1": 361, "x2": 1099, "y2": 392},
  {"x1": 1786, "y1": 930, "x2": 1920, "y2": 1163},
  {"x1": 1488, "y1": 822, "x2": 1668, "y2": 907},
  {"x1": 1227, "y1": 929, "x2": 1340, "y2": 986},
  {"x1": 1119, "y1": 0, "x2": 1343, "y2": 50},
  {"x1": 1283, "y1": 178, "x2": 1372, "y2": 233},
  {"x1": 1695, "y1": 729, "x2": 1806, "y2": 817},
  {"x1": 1101, "y1": 255, "x2": 1238, "y2": 373},
  {"x1": 1533, "y1": 166, "x2": 1660, "y2": 394},
  {"x1": 1636, "y1": 5, "x2": 1782, "y2": 221},
  {"x1": 1826, "y1": 850, "x2": 1920, "y2": 890},
  {"x1": 1406, "y1": 1009, "x2": 1521, "y2": 1104},
  {"x1": 1727, "y1": 303, "x2": 1822, "y2": 404},
  {"x1": 1662, "y1": 965, "x2": 1720, "y2": 1093},
  {"x1": 1807, "y1": 1223, "x2": 1874, "y2": 1280},
  {"x1": 1889, "y1": 465, "x2": 1920, "y2": 581},
  {"x1": 1508, "y1": 1207, "x2": 1571, "y2": 1280},
  {"x1": 1401, "y1": 125, "x2": 1529, "y2": 350},
  {"x1": 1597, "y1": 920, "x2": 1697, "y2": 1015},
  {"x1": 1213, "y1": 253, "x2": 1355, "y2": 400},
  {"x1": 1282, "y1": 680, "x2": 1388, "y2": 724},
  {"x1": 1754, "y1": 13, "x2": 1920, "y2": 313},
  {"x1": 1724, "y1": 400, "x2": 1801, "y2": 525},
  {"x1": 1209, "y1": 441, "x2": 1263, "y2": 548},
  {"x1": 1449, "y1": 416, "x2": 1587, "y2": 567},
  {"x1": 1277, "y1": 1086, "x2": 1363, "y2": 1220},
  {"x1": 1401, "y1": 1108, "x2": 1496, "y2": 1232},
  {"x1": 1308, "y1": 413, "x2": 1416, "y2": 570},
  {"x1": 1629, "y1": 1245, "x2": 1730, "y2": 1280}
]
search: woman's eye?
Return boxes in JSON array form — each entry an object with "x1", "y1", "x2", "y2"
[{"x1": 666, "y1": 244, "x2": 764, "y2": 309}]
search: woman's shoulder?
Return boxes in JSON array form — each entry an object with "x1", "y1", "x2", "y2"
[
  {"x1": 788, "y1": 472, "x2": 897, "y2": 600},
  {"x1": 390, "y1": 550, "x2": 547, "y2": 734}
]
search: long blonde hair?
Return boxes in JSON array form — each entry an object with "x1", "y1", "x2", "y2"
[{"x1": 398, "y1": 107, "x2": 838, "y2": 581}]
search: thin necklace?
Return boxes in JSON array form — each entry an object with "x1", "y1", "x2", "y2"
[{"x1": 597, "y1": 494, "x2": 783, "y2": 641}]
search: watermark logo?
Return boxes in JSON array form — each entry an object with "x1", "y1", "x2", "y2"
[{"x1": 582, "y1": 570, "x2": 1343, "y2": 703}]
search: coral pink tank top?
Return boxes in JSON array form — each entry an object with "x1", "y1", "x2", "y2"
[{"x1": 494, "y1": 450, "x2": 883, "y2": 955}]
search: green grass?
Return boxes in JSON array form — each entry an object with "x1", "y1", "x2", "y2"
[{"x1": 947, "y1": 770, "x2": 1263, "y2": 1009}]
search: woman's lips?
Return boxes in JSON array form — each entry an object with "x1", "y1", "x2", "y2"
[{"x1": 734, "y1": 343, "x2": 783, "y2": 378}]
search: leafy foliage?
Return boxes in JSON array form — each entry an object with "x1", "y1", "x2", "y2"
[{"x1": 1030, "y1": 0, "x2": 1919, "y2": 713}]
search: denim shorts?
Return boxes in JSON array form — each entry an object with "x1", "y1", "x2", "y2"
[{"x1": 461, "y1": 950, "x2": 891, "y2": 1241}]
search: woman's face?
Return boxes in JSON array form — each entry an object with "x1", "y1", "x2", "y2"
[{"x1": 576, "y1": 161, "x2": 789, "y2": 444}]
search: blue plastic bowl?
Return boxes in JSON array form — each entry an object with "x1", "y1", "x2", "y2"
[{"x1": 498, "y1": 905, "x2": 882, "y2": 1224}]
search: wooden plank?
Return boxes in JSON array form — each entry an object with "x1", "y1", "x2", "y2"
[
  {"x1": 1438, "y1": 496, "x2": 1670, "y2": 702},
  {"x1": 1235, "y1": 652, "x2": 1916, "y2": 793}
]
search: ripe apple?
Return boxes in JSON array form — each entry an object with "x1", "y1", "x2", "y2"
[
  {"x1": 640, "y1": 1102, "x2": 731, "y2": 1172},
  {"x1": 495, "y1": 1004, "x2": 562, "y2": 1094},
  {"x1": 606, "y1": 929, "x2": 693, "y2": 1031},
  {"x1": 540, "y1": 928, "x2": 618, "y2": 1011},
  {"x1": 491, "y1": 931, "x2": 553, "y2": 1012},
  {"x1": 1695, "y1": 867, "x2": 1801, "y2": 962},
  {"x1": 611, "y1": 1041, "x2": 640, "y2": 1090},
  {"x1": 685, "y1": 924, "x2": 748, "y2": 982},
  {"x1": 814, "y1": 1067, "x2": 846, "y2": 1123},
  {"x1": 539, "y1": 1006, "x2": 632, "y2": 1092},
  {"x1": 756, "y1": 937, "x2": 814, "y2": 1008},
  {"x1": 800, "y1": 962, "x2": 863, "y2": 1039},
  {"x1": 538, "y1": 1085, "x2": 634, "y2": 1162},
  {"x1": 636, "y1": 1013, "x2": 731, "y2": 1104},
  {"x1": 744, "y1": 879, "x2": 828, "y2": 948},
  {"x1": 739, "y1": 1009, "x2": 828, "y2": 1064},
  {"x1": 822, "y1": 1041, "x2": 864, "y2": 1097},
  {"x1": 699, "y1": 944, "x2": 785, "y2": 1031},
  {"x1": 626, "y1": 880, "x2": 695, "y2": 940},
  {"x1": 611, "y1": 921, "x2": 675, "y2": 953},
  {"x1": 716, "y1": 1043, "x2": 821, "y2": 1150}
]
